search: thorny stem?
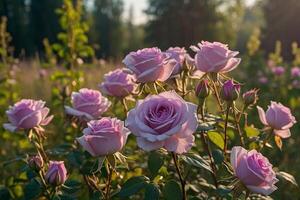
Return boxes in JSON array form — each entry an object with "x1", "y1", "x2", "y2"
[
  {"x1": 232, "y1": 106, "x2": 245, "y2": 147},
  {"x1": 198, "y1": 104, "x2": 219, "y2": 189},
  {"x1": 171, "y1": 152, "x2": 186, "y2": 200},
  {"x1": 223, "y1": 105, "x2": 231, "y2": 155},
  {"x1": 104, "y1": 162, "x2": 113, "y2": 200}
]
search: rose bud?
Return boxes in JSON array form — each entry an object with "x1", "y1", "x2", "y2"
[
  {"x1": 123, "y1": 47, "x2": 177, "y2": 83},
  {"x1": 191, "y1": 41, "x2": 241, "y2": 73},
  {"x1": 100, "y1": 69, "x2": 137, "y2": 98},
  {"x1": 126, "y1": 91, "x2": 198, "y2": 154},
  {"x1": 3, "y1": 99, "x2": 53, "y2": 132},
  {"x1": 242, "y1": 89, "x2": 259, "y2": 106},
  {"x1": 28, "y1": 155, "x2": 44, "y2": 171},
  {"x1": 231, "y1": 146, "x2": 278, "y2": 195},
  {"x1": 45, "y1": 161, "x2": 67, "y2": 186},
  {"x1": 220, "y1": 80, "x2": 240, "y2": 102},
  {"x1": 64, "y1": 88, "x2": 111, "y2": 121},
  {"x1": 257, "y1": 101, "x2": 296, "y2": 138},
  {"x1": 195, "y1": 79, "x2": 210, "y2": 99},
  {"x1": 77, "y1": 117, "x2": 130, "y2": 157}
]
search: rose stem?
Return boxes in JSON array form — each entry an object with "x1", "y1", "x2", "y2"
[
  {"x1": 259, "y1": 129, "x2": 273, "y2": 151},
  {"x1": 211, "y1": 80, "x2": 224, "y2": 112},
  {"x1": 198, "y1": 104, "x2": 219, "y2": 189},
  {"x1": 121, "y1": 98, "x2": 128, "y2": 114},
  {"x1": 104, "y1": 162, "x2": 113, "y2": 200},
  {"x1": 171, "y1": 152, "x2": 186, "y2": 200},
  {"x1": 181, "y1": 71, "x2": 186, "y2": 98},
  {"x1": 223, "y1": 105, "x2": 230, "y2": 156},
  {"x1": 232, "y1": 105, "x2": 245, "y2": 147}
]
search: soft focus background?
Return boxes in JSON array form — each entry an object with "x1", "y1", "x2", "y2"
[{"x1": 1, "y1": 0, "x2": 300, "y2": 199}]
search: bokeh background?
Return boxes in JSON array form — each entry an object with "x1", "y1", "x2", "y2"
[{"x1": 1, "y1": 0, "x2": 300, "y2": 199}]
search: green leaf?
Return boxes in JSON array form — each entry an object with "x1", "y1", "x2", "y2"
[
  {"x1": 24, "y1": 178, "x2": 42, "y2": 200},
  {"x1": 181, "y1": 154, "x2": 213, "y2": 173},
  {"x1": 148, "y1": 152, "x2": 164, "y2": 178},
  {"x1": 118, "y1": 176, "x2": 149, "y2": 198},
  {"x1": 212, "y1": 149, "x2": 224, "y2": 165},
  {"x1": 276, "y1": 171, "x2": 298, "y2": 187},
  {"x1": 162, "y1": 180, "x2": 182, "y2": 200},
  {"x1": 207, "y1": 131, "x2": 224, "y2": 149},
  {"x1": 0, "y1": 186, "x2": 11, "y2": 200},
  {"x1": 244, "y1": 125, "x2": 260, "y2": 137},
  {"x1": 144, "y1": 183, "x2": 159, "y2": 200}
]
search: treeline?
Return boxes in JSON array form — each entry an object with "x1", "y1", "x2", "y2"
[{"x1": 0, "y1": 0, "x2": 300, "y2": 60}]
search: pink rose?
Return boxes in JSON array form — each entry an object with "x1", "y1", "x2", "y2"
[
  {"x1": 191, "y1": 41, "x2": 241, "y2": 73},
  {"x1": 65, "y1": 88, "x2": 111, "y2": 120},
  {"x1": 166, "y1": 47, "x2": 186, "y2": 75},
  {"x1": 100, "y1": 69, "x2": 137, "y2": 98},
  {"x1": 220, "y1": 80, "x2": 240, "y2": 102},
  {"x1": 3, "y1": 99, "x2": 53, "y2": 132},
  {"x1": 291, "y1": 66, "x2": 300, "y2": 78},
  {"x1": 231, "y1": 146, "x2": 278, "y2": 195},
  {"x1": 257, "y1": 102, "x2": 296, "y2": 138},
  {"x1": 271, "y1": 66, "x2": 285, "y2": 76},
  {"x1": 45, "y1": 161, "x2": 67, "y2": 186},
  {"x1": 77, "y1": 117, "x2": 130, "y2": 157},
  {"x1": 122, "y1": 47, "x2": 177, "y2": 83},
  {"x1": 125, "y1": 91, "x2": 198, "y2": 154}
]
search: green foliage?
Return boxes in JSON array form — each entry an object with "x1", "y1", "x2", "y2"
[
  {"x1": 147, "y1": 152, "x2": 164, "y2": 178},
  {"x1": 162, "y1": 180, "x2": 182, "y2": 200},
  {"x1": 207, "y1": 131, "x2": 225, "y2": 149},
  {"x1": 118, "y1": 176, "x2": 149, "y2": 198}
]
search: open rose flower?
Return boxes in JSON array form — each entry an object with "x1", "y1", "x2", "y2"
[
  {"x1": 291, "y1": 66, "x2": 300, "y2": 78},
  {"x1": 122, "y1": 47, "x2": 177, "y2": 83},
  {"x1": 271, "y1": 66, "x2": 285, "y2": 76},
  {"x1": 231, "y1": 146, "x2": 278, "y2": 195},
  {"x1": 125, "y1": 91, "x2": 198, "y2": 154},
  {"x1": 77, "y1": 117, "x2": 130, "y2": 157},
  {"x1": 45, "y1": 161, "x2": 67, "y2": 186},
  {"x1": 191, "y1": 41, "x2": 241, "y2": 73},
  {"x1": 3, "y1": 99, "x2": 53, "y2": 132},
  {"x1": 100, "y1": 69, "x2": 137, "y2": 98},
  {"x1": 257, "y1": 101, "x2": 296, "y2": 138},
  {"x1": 65, "y1": 88, "x2": 111, "y2": 120},
  {"x1": 166, "y1": 47, "x2": 186, "y2": 75}
]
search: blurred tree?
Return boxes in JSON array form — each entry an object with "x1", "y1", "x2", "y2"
[
  {"x1": 29, "y1": 0, "x2": 62, "y2": 56},
  {"x1": 262, "y1": 0, "x2": 300, "y2": 60},
  {"x1": 145, "y1": 0, "x2": 232, "y2": 50},
  {"x1": 89, "y1": 0, "x2": 124, "y2": 59}
]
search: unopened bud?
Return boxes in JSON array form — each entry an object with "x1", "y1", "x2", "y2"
[
  {"x1": 195, "y1": 79, "x2": 210, "y2": 99},
  {"x1": 220, "y1": 80, "x2": 240, "y2": 102},
  {"x1": 242, "y1": 89, "x2": 259, "y2": 106},
  {"x1": 28, "y1": 155, "x2": 44, "y2": 171}
]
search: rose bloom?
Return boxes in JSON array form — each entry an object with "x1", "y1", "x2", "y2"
[
  {"x1": 3, "y1": 99, "x2": 53, "y2": 132},
  {"x1": 291, "y1": 66, "x2": 300, "y2": 78},
  {"x1": 122, "y1": 47, "x2": 177, "y2": 83},
  {"x1": 125, "y1": 91, "x2": 198, "y2": 154},
  {"x1": 77, "y1": 117, "x2": 130, "y2": 157},
  {"x1": 231, "y1": 146, "x2": 278, "y2": 195},
  {"x1": 166, "y1": 47, "x2": 186, "y2": 75},
  {"x1": 65, "y1": 88, "x2": 111, "y2": 120},
  {"x1": 100, "y1": 69, "x2": 137, "y2": 98},
  {"x1": 191, "y1": 41, "x2": 241, "y2": 73},
  {"x1": 45, "y1": 161, "x2": 67, "y2": 186},
  {"x1": 271, "y1": 66, "x2": 285, "y2": 76},
  {"x1": 257, "y1": 101, "x2": 296, "y2": 138}
]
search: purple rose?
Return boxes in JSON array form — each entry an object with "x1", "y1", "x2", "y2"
[
  {"x1": 231, "y1": 146, "x2": 278, "y2": 195},
  {"x1": 100, "y1": 69, "x2": 137, "y2": 98},
  {"x1": 271, "y1": 66, "x2": 285, "y2": 76},
  {"x1": 122, "y1": 47, "x2": 177, "y2": 83},
  {"x1": 191, "y1": 41, "x2": 241, "y2": 73},
  {"x1": 3, "y1": 99, "x2": 53, "y2": 132},
  {"x1": 125, "y1": 91, "x2": 198, "y2": 154},
  {"x1": 195, "y1": 79, "x2": 210, "y2": 99},
  {"x1": 257, "y1": 101, "x2": 296, "y2": 138},
  {"x1": 166, "y1": 47, "x2": 186, "y2": 75},
  {"x1": 45, "y1": 161, "x2": 67, "y2": 186},
  {"x1": 77, "y1": 117, "x2": 130, "y2": 157},
  {"x1": 220, "y1": 80, "x2": 240, "y2": 102},
  {"x1": 65, "y1": 88, "x2": 111, "y2": 120},
  {"x1": 291, "y1": 67, "x2": 300, "y2": 78}
]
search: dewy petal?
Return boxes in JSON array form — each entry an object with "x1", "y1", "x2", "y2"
[
  {"x1": 136, "y1": 137, "x2": 164, "y2": 151},
  {"x1": 246, "y1": 184, "x2": 277, "y2": 196},
  {"x1": 273, "y1": 129, "x2": 291, "y2": 138},
  {"x1": 230, "y1": 146, "x2": 248, "y2": 171},
  {"x1": 164, "y1": 134, "x2": 194, "y2": 154},
  {"x1": 3, "y1": 123, "x2": 18, "y2": 132},
  {"x1": 257, "y1": 106, "x2": 268, "y2": 126}
]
